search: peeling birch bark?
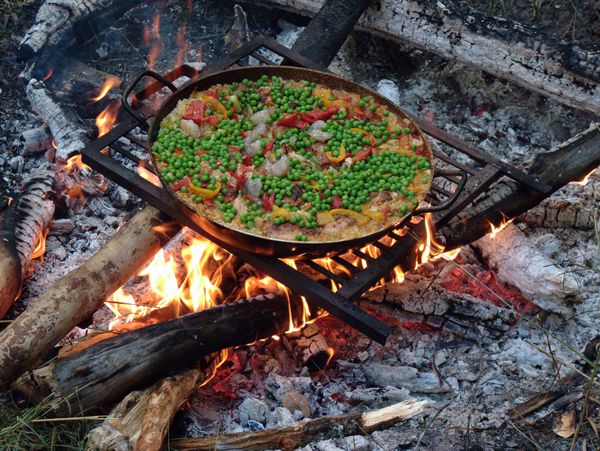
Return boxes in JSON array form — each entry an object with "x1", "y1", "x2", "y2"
[
  {"x1": 26, "y1": 79, "x2": 88, "y2": 162},
  {"x1": 256, "y1": 0, "x2": 600, "y2": 114},
  {"x1": 474, "y1": 224, "x2": 580, "y2": 315}
]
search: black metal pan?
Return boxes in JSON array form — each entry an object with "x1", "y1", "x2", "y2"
[{"x1": 122, "y1": 65, "x2": 434, "y2": 258}]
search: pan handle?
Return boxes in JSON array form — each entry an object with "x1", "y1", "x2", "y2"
[
  {"x1": 413, "y1": 171, "x2": 468, "y2": 214},
  {"x1": 121, "y1": 70, "x2": 178, "y2": 130}
]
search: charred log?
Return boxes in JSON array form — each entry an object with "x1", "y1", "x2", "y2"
[
  {"x1": 16, "y1": 295, "x2": 300, "y2": 415},
  {"x1": 259, "y1": 0, "x2": 600, "y2": 114},
  {"x1": 26, "y1": 79, "x2": 88, "y2": 162},
  {"x1": 282, "y1": 323, "x2": 333, "y2": 372},
  {"x1": 361, "y1": 275, "x2": 516, "y2": 341},
  {"x1": 441, "y1": 124, "x2": 600, "y2": 250},
  {"x1": 0, "y1": 171, "x2": 55, "y2": 319},
  {"x1": 170, "y1": 399, "x2": 428, "y2": 451},
  {"x1": 286, "y1": 0, "x2": 370, "y2": 68},
  {"x1": 18, "y1": 126, "x2": 53, "y2": 156},
  {"x1": 0, "y1": 206, "x2": 181, "y2": 389}
]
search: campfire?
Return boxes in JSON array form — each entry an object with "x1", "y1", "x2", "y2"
[{"x1": 0, "y1": 0, "x2": 598, "y2": 450}]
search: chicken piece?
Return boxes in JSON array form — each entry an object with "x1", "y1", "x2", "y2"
[
  {"x1": 323, "y1": 217, "x2": 354, "y2": 234},
  {"x1": 265, "y1": 155, "x2": 289, "y2": 177}
]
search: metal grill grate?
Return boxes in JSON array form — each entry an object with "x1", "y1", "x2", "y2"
[{"x1": 81, "y1": 36, "x2": 551, "y2": 344}]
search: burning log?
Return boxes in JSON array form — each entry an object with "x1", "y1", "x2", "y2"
[
  {"x1": 0, "y1": 206, "x2": 181, "y2": 389},
  {"x1": 18, "y1": 125, "x2": 53, "y2": 156},
  {"x1": 16, "y1": 295, "x2": 300, "y2": 415},
  {"x1": 26, "y1": 79, "x2": 88, "y2": 162},
  {"x1": 259, "y1": 0, "x2": 600, "y2": 114},
  {"x1": 473, "y1": 224, "x2": 579, "y2": 315},
  {"x1": 282, "y1": 323, "x2": 333, "y2": 372},
  {"x1": 361, "y1": 275, "x2": 516, "y2": 341},
  {"x1": 442, "y1": 124, "x2": 600, "y2": 251},
  {"x1": 0, "y1": 171, "x2": 55, "y2": 318},
  {"x1": 169, "y1": 399, "x2": 428, "y2": 451},
  {"x1": 522, "y1": 172, "x2": 599, "y2": 230}
]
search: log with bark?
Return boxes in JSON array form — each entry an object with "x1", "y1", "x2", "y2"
[
  {"x1": 473, "y1": 224, "x2": 579, "y2": 315},
  {"x1": 361, "y1": 275, "x2": 516, "y2": 341},
  {"x1": 26, "y1": 79, "x2": 88, "y2": 162},
  {"x1": 441, "y1": 124, "x2": 600, "y2": 250},
  {"x1": 0, "y1": 206, "x2": 181, "y2": 389},
  {"x1": 169, "y1": 399, "x2": 428, "y2": 451},
  {"x1": 0, "y1": 170, "x2": 55, "y2": 319},
  {"x1": 281, "y1": 322, "x2": 333, "y2": 372},
  {"x1": 257, "y1": 0, "x2": 600, "y2": 114},
  {"x1": 16, "y1": 294, "x2": 301, "y2": 415}
]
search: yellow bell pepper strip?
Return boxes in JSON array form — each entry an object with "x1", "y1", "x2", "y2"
[
  {"x1": 361, "y1": 205, "x2": 385, "y2": 223},
  {"x1": 317, "y1": 211, "x2": 335, "y2": 226},
  {"x1": 329, "y1": 208, "x2": 370, "y2": 226},
  {"x1": 314, "y1": 87, "x2": 332, "y2": 107},
  {"x1": 202, "y1": 96, "x2": 228, "y2": 120},
  {"x1": 351, "y1": 127, "x2": 376, "y2": 145},
  {"x1": 189, "y1": 180, "x2": 221, "y2": 199},
  {"x1": 325, "y1": 143, "x2": 347, "y2": 164},
  {"x1": 272, "y1": 206, "x2": 291, "y2": 221}
]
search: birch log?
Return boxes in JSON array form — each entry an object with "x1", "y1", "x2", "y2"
[
  {"x1": 256, "y1": 0, "x2": 600, "y2": 114},
  {"x1": 26, "y1": 79, "x2": 88, "y2": 162},
  {"x1": 0, "y1": 171, "x2": 55, "y2": 319},
  {"x1": 0, "y1": 206, "x2": 181, "y2": 389}
]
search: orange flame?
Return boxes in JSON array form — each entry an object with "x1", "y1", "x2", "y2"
[
  {"x1": 96, "y1": 101, "x2": 120, "y2": 138},
  {"x1": 144, "y1": 13, "x2": 162, "y2": 70},
  {"x1": 415, "y1": 213, "x2": 461, "y2": 268},
  {"x1": 31, "y1": 228, "x2": 49, "y2": 260},
  {"x1": 570, "y1": 168, "x2": 597, "y2": 186},
  {"x1": 65, "y1": 155, "x2": 90, "y2": 172},
  {"x1": 487, "y1": 214, "x2": 514, "y2": 239},
  {"x1": 137, "y1": 162, "x2": 161, "y2": 186},
  {"x1": 176, "y1": 25, "x2": 189, "y2": 67},
  {"x1": 91, "y1": 76, "x2": 120, "y2": 102}
]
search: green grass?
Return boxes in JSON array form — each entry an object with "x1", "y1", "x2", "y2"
[{"x1": 0, "y1": 394, "x2": 96, "y2": 451}]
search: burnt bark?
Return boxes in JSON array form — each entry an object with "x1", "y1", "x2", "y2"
[
  {"x1": 18, "y1": 295, "x2": 298, "y2": 415},
  {"x1": 0, "y1": 206, "x2": 181, "y2": 390},
  {"x1": 441, "y1": 124, "x2": 600, "y2": 250},
  {"x1": 259, "y1": 0, "x2": 600, "y2": 114},
  {"x1": 286, "y1": 0, "x2": 371, "y2": 68}
]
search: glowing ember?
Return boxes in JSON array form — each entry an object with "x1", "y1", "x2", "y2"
[
  {"x1": 91, "y1": 76, "x2": 120, "y2": 102},
  {"x1": 41, "y1": 67, "x2": 54, "y2": 81},
  {"x1": 570, "y1": 168, "x2": 597, "y2": 186},
  {"x1": 96, "y1": 101, "x2": 120, "y2": 138}
]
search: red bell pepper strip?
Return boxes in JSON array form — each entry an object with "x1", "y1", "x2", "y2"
[
  {"x1": 277, "y1": 112, "x2": 308, "y2": 129},
  {"x1": 262, "y1": 192, "x2": 275, "y2": 211},
  {"x1": 331, "y1": 195, "x2": 342, "y2": 208},
  {"x1": 183, "y1": 100, "x2": 220, "y2": 126},
  {"x1": 206, "y1": 91, "x2": 219, "y2": 99},
  {"x1": 171, "y1": 177, "x2": 189, "y2": 191},
  {"x1": 229, "y1": 170, "x2": 247, "y2": 187},
  {"x1": 301, "y1": 105, "x2": 340, "y2": 124},
  {"x1": 243, "y1": 155, "x2": 253, "y2": 166},
  {"x1": 354, "y1": 149, "x2": 372, "y2": 161},
  {"x1": 263, "y1": 141, "x2": 274, "y2": 155}
]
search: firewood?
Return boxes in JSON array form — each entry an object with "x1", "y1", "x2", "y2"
[
  {"x1": 26, "y1": 79, "x2": 88, "y2": 162},
  {"x1": 256, "y1": 0, "x2": 600, "y2": 114},
  {"x1": 522, "y1": 172, "x2": 599, "y2": 230},
  {"x1": 473, "y1": 224, "x2": 579, "y2": 315},
  {"x1": 169, "y1": 399, "x2": 428, "y2": 451},
  {"x1": 441, "y1": 124, "x2": 600, "y2": 251},
  {"x1": 0, "y1": 171, "x2": 55, "y2": 319},
  {"x1": 0, "y1": 206, "x2": 181, "y2": 389},
  {"x1": 86, "y1": 365, "x2": 212, "y2": 451},
  {"x1": 18, "y1": 126, "x2": 53, "y2": 156},
  {"x1": 361, "y1": 275, "x2": 516, "y2": 340},
  {"x1": 15, "y1": 295, "x2": 300, "y2": 415},
  {"x1": 18, "y1": 0, "x2": 139, "y2": 60},
  {"x1": 281, "y1": 323, "x2": 333, "y2": 372}
]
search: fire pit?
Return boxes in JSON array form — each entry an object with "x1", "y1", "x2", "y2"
[{"x1": 0, "y1": 0, "x2": 598, "y2": 450}]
